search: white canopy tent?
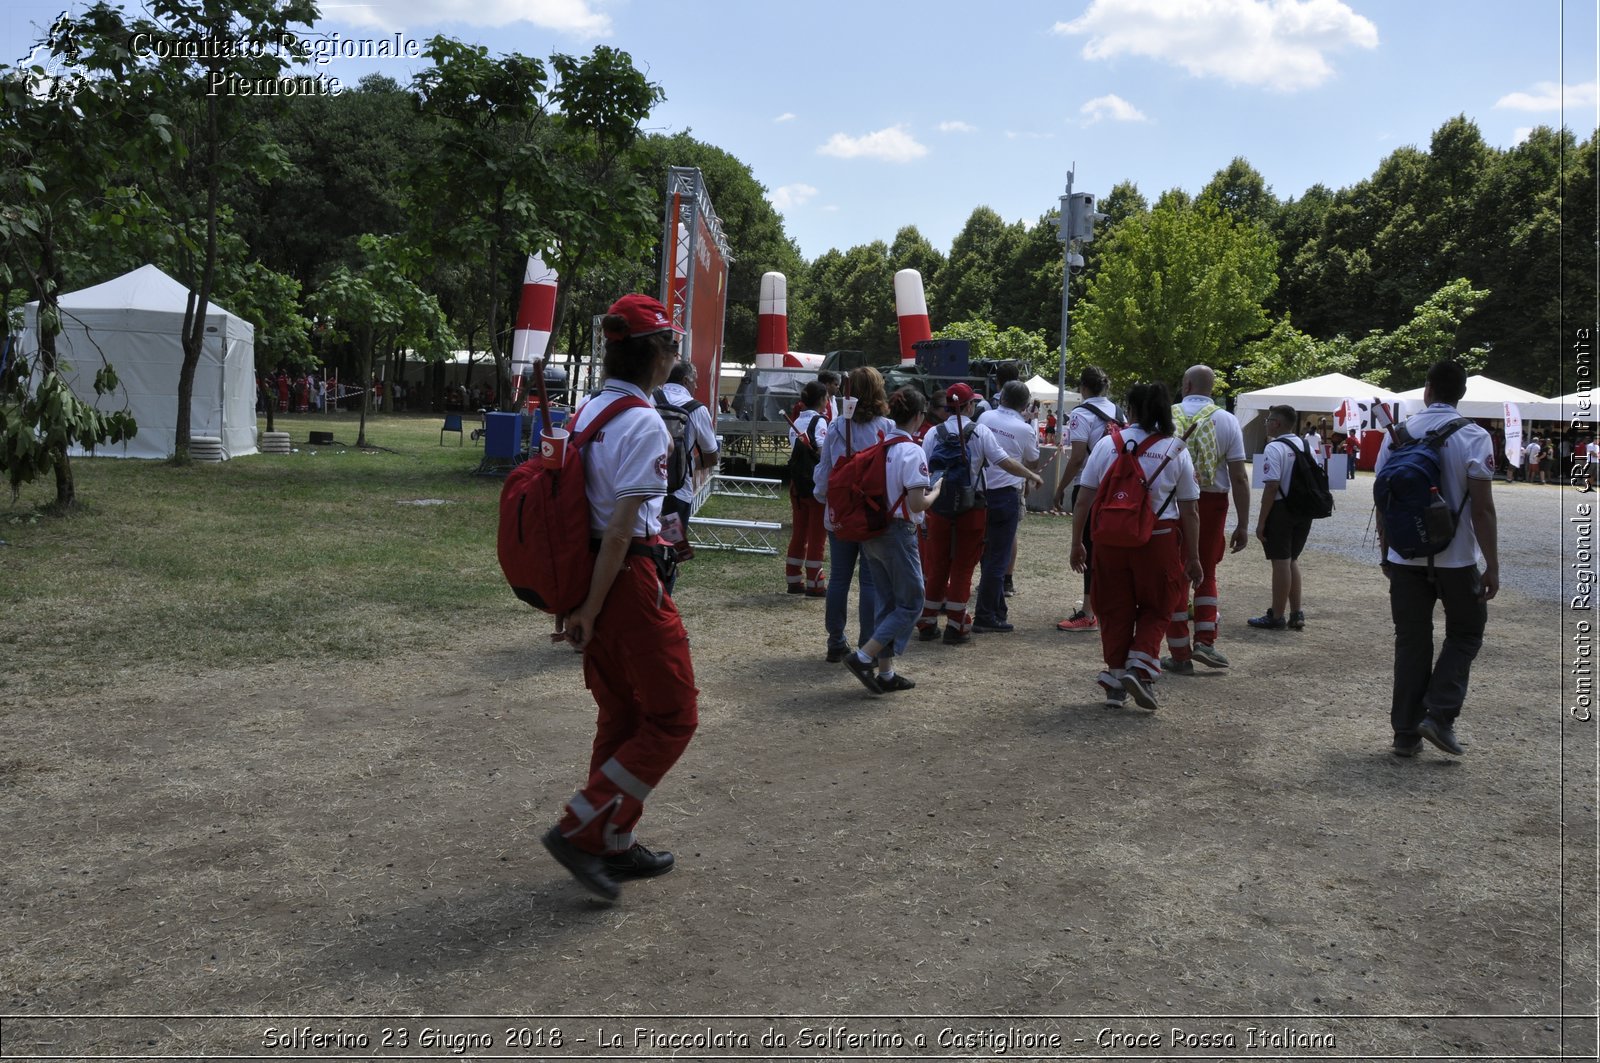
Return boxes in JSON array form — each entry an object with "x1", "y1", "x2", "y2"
[
  {"x1": 22, "y1": 265, "x2": 257, "y2": 459},
  {"x1": 1024, "y1": 373, "x2": 1079, "y2": 408},
  {"x1": 1392, "y1": 375, "x2": 1550, "y2": 422},
  {"x1": 1233, "y1": 372, "x2": 1398, "y2": 456},
  {"x1": 1506, "y1": 390, "x2": 1597, "y2": 424}
]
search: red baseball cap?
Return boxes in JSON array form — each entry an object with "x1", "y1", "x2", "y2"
[
  {"x1": 945, "y1": 382, "x2": 977, "y2": 406},
  {"x1": 607, "y1": 293, "x2": 684, "y2": 338}
]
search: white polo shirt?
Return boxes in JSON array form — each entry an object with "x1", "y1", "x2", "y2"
[
  {"x1": 1374, "y1": 403, "x2": 1494, "y2": 568},
  {"x1": 977, "y1": 406, "x2": 1040, "y2": 490},
  {"x1": 661, "y1": 381, "x2": 719, "y2": 504},
  {"x1": 1261, "y1": 435, "x2": 1306, "y2": 499},
  {"x1": 1065, "y1": 397, "x2": 1120, "y2": 487},
  {"x1": 882, "y1": 429, "x2": 932, "y2": 525},
  {"x1": 923, "y1": 414, "x2": 1009, "y2": 484},
  {"x1": 1080, "y1": 427, "x2": 1199, "y2": 521},
  {"x1": 788, "y1": 408, "x2": 829, "y2": 452},
  {"x1": 815, "y1": 416, "x2": 894, "y2": 527},
  {"x1": 571, "y1": 383, "x2": 670, "y2": 538},
  {"x1": 1176, "y1": 395, "x2": 1245, "y2": 493}
]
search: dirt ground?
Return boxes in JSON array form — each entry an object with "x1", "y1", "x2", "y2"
[{"x1": 2, "y1": 495, "x2": 1596, "y2": 1061}]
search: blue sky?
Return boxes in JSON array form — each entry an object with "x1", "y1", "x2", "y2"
[{"x1": 3, "y1": 0, "x2": 1596, "y2": 261}]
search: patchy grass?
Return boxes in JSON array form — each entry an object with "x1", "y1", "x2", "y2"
[{"x1": 0, "y1": 414, "x2": 800, "y2": 695}]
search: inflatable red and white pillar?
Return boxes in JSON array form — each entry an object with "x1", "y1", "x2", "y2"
[
  {"x1": 755, "y1": 272, "x2": 789, "y2": 370},
  {"x1": 894, "y1": 268, "x2": 931, "y2": 366},
  {"x1": 510, "y1": 250, "x2": 558, "y2": 403}
]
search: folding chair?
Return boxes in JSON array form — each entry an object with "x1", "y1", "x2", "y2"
[{"x1": 440, "y1": 413, "x2": 464, "y2": 445}]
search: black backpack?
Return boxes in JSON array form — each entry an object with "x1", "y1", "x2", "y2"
[
  {"x1": 1280, "y1": 437, "x2": 1335, "y2": 519},
  {"x1": 788, "y1": 412, "x2": 823, "y2": 500},
  {"x1": 654, "y1": 388, "x2": 704, "y2": 494}
]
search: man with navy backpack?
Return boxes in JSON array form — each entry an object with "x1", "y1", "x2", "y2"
[{"x1": 1374, "y1": 360, "x2": 1499, "y2": 758}]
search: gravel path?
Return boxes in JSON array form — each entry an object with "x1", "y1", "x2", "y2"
[{"x1": 1302, "y1": 472, "x2": 1582, "y2": 603}]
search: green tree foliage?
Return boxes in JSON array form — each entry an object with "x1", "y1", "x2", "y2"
[
  {"x1": 1233, "y1": 315, "x2": 1356, "y2": 392},
  {"x1": 932, "y1": 318, "x2": 1050, "y2": 375},
  {"x1": 1351, "y1": 278, "x2": 1490, "y2": 387},
  {"x1": 0, "y1": 7, "x2": 160, "y2": 505},
  {"x1": 1071, "y1": 200, "x2": 1278, "y2": 390},
  {"x1": 1197, "y1": 157, "x2": 1279, "y2": 230},
  {"x1": 800, "y1": 242, "x2": 896, "y2": 355},
  {"x1": 411, "y1": 40, "x2": 661, "y2": 408},
  {"x1": 307, "y1": 235, "x2": 452, "y2": 447},
  {"x1": 940, "y1": 206, "x2": 1024, "y2": 323},
  {"x1": 633, "y1": 132, "x2": 808, "y2": 362}
]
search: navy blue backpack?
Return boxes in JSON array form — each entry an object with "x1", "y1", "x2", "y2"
[
  {"x1": 1373, "y1": 417, "x2": 1471, "y2": 560},
  {"x1": 928, "y1": 422, "x2": 986, "y2": 517}
]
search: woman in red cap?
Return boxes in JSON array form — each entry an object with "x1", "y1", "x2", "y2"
[
  {"x1": 541, "y1": 293, "x2": 698, "y2": 902},
  {"x1": 917, "y1": 381, "x2": 1041, "y2": 643}
]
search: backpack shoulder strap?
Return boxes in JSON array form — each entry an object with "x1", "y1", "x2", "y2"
[
  {"x1": 1427, "y1": 416, "x2": 1472, "y2": 445},
  {"x1": 573, "y1": 395, "x2": 650, "y2": 449}
]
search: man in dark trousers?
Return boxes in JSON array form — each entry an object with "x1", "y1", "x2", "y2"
[{"x1": 1374, "y1": 360, "x2": 1499, "y2": 757}]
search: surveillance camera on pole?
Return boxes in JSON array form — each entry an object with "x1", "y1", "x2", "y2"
[{"x1": 1067, "y1": 191, "x2": 1109, "y2": 243}]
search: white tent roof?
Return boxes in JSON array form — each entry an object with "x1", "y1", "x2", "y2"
[
  {"x1": 1024, "y1": 374, "x2": 1078, "y2": 405},
  {"x1": 58, "y1": 263, "x2": 238, "y2": 317},
  {"x1": 1504, "y1": 390, "x2": 1596, "y2": 424},
  {"x1": 1234, "y1": 372, "x2": 1397, "y2": 425},
  {"x1": 1393, "y1": 375, "x2": 1550, "y2": 421},
  {"x1": 23, "y1": 265, "x2": 256, "y2": 460}
]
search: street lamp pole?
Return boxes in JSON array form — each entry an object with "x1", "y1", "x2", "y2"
[{"x1": 1055, "y1": 167, "x2": 1076, "y2": 423}]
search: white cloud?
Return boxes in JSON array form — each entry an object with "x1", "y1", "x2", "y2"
[
  {"x1": 1053, "y1": 0, "x2": 1378, "y2": 92},
  {"x1": 938, "y1": 120, "x2": 977, "y2": 133},
  {"x1": 1494, "y1": 80, "x2": 1599, "y2": 112},
  {"x1": 327, "y1": 0, "x2": 609, "y2": 34},
  {"x1": 769, "y1": 183, "x2": 819, "y2": 211},
  {"x1": 817, "y1": 125, "x2": 928, "y2": 163},
  {"x1": 774, "y1": 112, "x2": 797, "y2": 123},
  {"x1": 1080, "y1": 93, "x2": 1149, "y2": 123}
]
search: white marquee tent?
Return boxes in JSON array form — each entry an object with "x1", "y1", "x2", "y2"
[
  {"x1": 1392, "y1": 375, "x2": 1550, "y2": 422},
  {"x1": 1233, "y1": 372, "x2": 1398, "y2": 455},
  {"x1": 23, "y1": 265, "x2": 257, "y2": 459},
  {"x1": 1503, "y1": 390, "x2": 1597, "y2": 424}
]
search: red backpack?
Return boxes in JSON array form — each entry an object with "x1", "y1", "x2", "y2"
[
  {"x1": 498, "y1": 396, "x2": 651, "y2": 614},
  {"x1": 827, "y1": 436, "x2": 915, "y2": 542},
  {"x1": 1090, "y1": 427, "x2": 1179, "y2": 548}
]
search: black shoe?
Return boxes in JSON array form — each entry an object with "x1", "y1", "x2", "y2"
[
  {"x1": 1418, "y1": 716, "x2": 1464, "y2": 755},
  {"x1": 786, "y1": 583, "x2": 805, "y2": 595},
  {"x1": 843, "y1": 652, "x2": 883, "y2": 695},
  {"x1": 1003, "y1": 575, "x2": 1016, "y2": 596},
  {"x1": 541, "y1": 827, "x2": 620, "y2": 901},
  {"x1": 1287, "y1": 610, "x2": 1306, "y2": 630},
  {"x1": 603, "y1": 842, "x2": 675, "y2": 880},
  {"x1": 825, "y1": 645, "x2": 848, "y2": 663},
  {"x1": 804, "y1": 588, "x2": 827, "y2": 598},
  {"x1": 1392, "y1": 734, "x2": 1422, "y2": 758},
  {"x1": 878, "y1": 673, "x2": 916, "y2": 691},
  {"x1": 942, "y1": 628, "x2": 972, "y2": 645},
  {"x1": 972, "y1": 620, "x2": 1015, "y2": 633},
  {"x1": 916, "y1": 624, "x2": 941, "y2": 641}
]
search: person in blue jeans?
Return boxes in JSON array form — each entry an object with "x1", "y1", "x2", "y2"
[
  {"x1": 843, "y1": 388, "x2": 942, "y2": 695},
  {"x1": 974, "y1": 380, "x2": 1045, "y2": 632},
  {"x1": 814, "y1": 366, "x2": 894, "y2": 663}
]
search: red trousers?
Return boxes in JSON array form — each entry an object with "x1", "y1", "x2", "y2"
[
  {"x1": 785, "y1": 492, "x2": 827, "y2": 592},
  {"x1": 1166, "y1": 491, "x2": 1230, "y2": 661},
  {"x1": 557, "y1": 554, "x2": 699, "y2": 855},
  {"x1": 1094, "y1": 522, "x2": 1185, "y2": 681},
  {"x1": 919, "y1": 508, "x2": 986, "y2": 634}
]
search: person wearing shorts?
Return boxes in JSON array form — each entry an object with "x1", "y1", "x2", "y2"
[{"x1": 1249, "y1": 405, "x2": 1314, "y2": 631}]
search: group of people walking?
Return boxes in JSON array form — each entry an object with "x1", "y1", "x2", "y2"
[{"x1": 533, "y1": 291, "x2": 1500, "y2": 906}]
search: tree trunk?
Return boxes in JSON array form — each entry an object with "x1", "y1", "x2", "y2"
[
  {"x1": 175, "y1": 90, "x2": 223, "y2": 463},
  {"x1": 355, "y1": 327, "x2": 374, "y2": 448},
  {"x1": 37, "y1": 325, "x2": 75, "y2": 509}
]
